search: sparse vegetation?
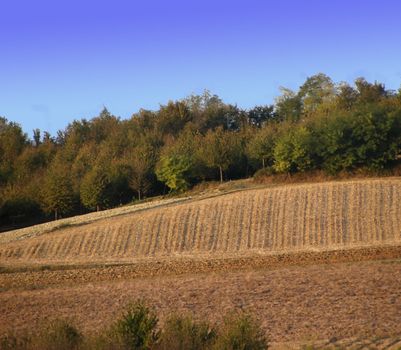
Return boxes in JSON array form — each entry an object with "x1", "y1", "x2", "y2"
[
  {"x1": 156, "y1": 314, "x2": 216, "y2": 350},
  {"x1": 213, "y1": 312, "x2": 267, "y2": 350},
  {"x1": 0, "y1": 303, "x2": 268, "y2": 350}
]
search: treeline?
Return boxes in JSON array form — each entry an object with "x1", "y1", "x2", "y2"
[
  {"x1": 1, "y1": 74, "x2": 401, "y2": 227},
  {"x1": 0, "y1": 300, "x2": 267, "y2": 349}
]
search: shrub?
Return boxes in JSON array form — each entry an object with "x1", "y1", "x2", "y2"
[
  {"x1": 0, "y1": 333, "x2": 30, "y2": 350},
  {"x1": 31, "y1": 319, "x2": 82, "y2": 350},
  {"x1": 213, "y1": 312, "x2": 268, "y2": 350},
  {"x1": 109, "y1": 300, "x2": 159, "y2": 350},
  {"x1": 157, "y1": 314, "x2": 216, "y2": 350},
  {"x1": 253, "y1": 167, "x2": 275, "y2": 181}
]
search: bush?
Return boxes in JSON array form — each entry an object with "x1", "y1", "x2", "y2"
[
  {"x1": 253, "y1": 167, "x2": 275, "y2": 181},
  {"x1": 157, "y1": 314, "x2": 216, "y2": 350},
  {"x1": 213, "y1": 312, "x2": 268, "y2": 350},
  {"x1": 0, "y1": 333, "x2": 30, "y2": 350},
  {"x1": 31, "y1": 319, "x2": 82, "y2": 350},
  {"x1": 108, "y1": 300, "x2": 159, "y2": 350}
]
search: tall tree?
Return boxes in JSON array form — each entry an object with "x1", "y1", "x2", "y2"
[
  {"x1": 80, "y1": 166, "x2": 111, "y2": 211},
  {"x1": 199, "y1": 127, "x2": 239, "y2": 182},
  {"x1": 42, "y1": 164, "x2": 75, "y2": 220},
  {"x1": 246, "y1": 124, "x2": 277, "y2": 169},
  {"x1": 128, "y1": 145, "x2": 154, "y2": 200}
]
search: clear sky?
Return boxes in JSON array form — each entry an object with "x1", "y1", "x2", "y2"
[{"x1": 1, "y1": 0, "x2": 401, "y2": 137}]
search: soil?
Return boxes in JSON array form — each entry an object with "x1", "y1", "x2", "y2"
[{"x1": 1, "y1": 255, "x2": 400, "y2": 348}]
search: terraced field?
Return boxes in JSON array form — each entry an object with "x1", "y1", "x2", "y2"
[{"x1": 0, "y1": 179, "x2": 400, "y2": 266}]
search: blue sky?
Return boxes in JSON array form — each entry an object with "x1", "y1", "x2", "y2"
[{"x1": 1, "y1": 0, "x2": 401, "y2": 137}]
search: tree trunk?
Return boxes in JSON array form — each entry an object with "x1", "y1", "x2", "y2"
[
  {"x1": 138, "y1": 189, "x2": 141, "y2": 201},
  {"x1": 96, "y1": 205, "x2": 100, "y2": 212},
  {"x1": 219, "y1": 166, "x2": 223, "y2": 183},
  {"x1": 54, "y1": 208, "x2": 58, "y2": 221},
  {"x1": 262, "y1": 158, "x2": 265, "y2": 168}
]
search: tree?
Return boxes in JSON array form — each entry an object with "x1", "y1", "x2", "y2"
[
  {"x1": 42, "y1": 164, "x2": 75, "y2": 220},
  {"x1": 199, "y1": 127, "x2": 239, "y2": 182},
  {"x1": 80, "y1": 166, "x2": 110, "y2": 211},
  {"x1": 336, "y1": 82, "x2": 358, "y2": 111},
  {"x1": 275, "y1": 87, "x2": 303, "y2": 122},
  {"x1": 156, "y1": 154, "x2": 192, "y2": 192},
  {"x1": 128, "y1": 145, "x2": 154, "y2": 200},
  {"x1": 298, "y1": 73, "x2": 336, "y2": 114},
  {"x1": 247, "y1": 105, "x2": 275, "y2": 127},
  {"x1": 273, "y1": 126, "x2": 315, "y2": 174},
  {"x1": 246, "y1": 125, "x2": 277, "y2": 169},
  {"x1": 355, "y1": 77, "x2": 387, "y2": 104},
  {"x1": 33, "y1": 129, "x2": 41, "y2": 147}
]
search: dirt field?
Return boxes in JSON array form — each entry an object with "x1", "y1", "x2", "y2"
[
  {"x1": 1, "y1": 179, "x2": 401, "y2": 348},
  {"x1": 1, "y1": 179, "x2": 401, "y2": 266},
  {"x1": 1, "y1": 256, "x2": 401, "y2": 349}
]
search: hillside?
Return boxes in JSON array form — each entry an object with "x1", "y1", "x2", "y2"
[{"x1": 1, "y1": 178, "x2": 400, "y2": 266}]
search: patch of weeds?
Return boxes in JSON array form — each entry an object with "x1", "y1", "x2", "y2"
[
  {"x1": 32, "y1": 319, "x2": 82, "y2": 350},
  {"x1": 157, "y1": 314, "x2": 216, "y2": 350},
  {"x1": 212, "y1": 311, "x2": 268, "y2": 350}
]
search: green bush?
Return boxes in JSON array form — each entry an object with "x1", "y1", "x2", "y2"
[
  {"x1": 213, "y1": 312, "x2": 268, "y2": 350},
  {"x1": 109, "y1": 300, "x2": 159, "y2": 350},
  {"x1": 157, "y1": 314, "x2": 216, "y2": 350}
]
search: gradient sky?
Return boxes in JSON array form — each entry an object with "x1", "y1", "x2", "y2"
[{"x1": 1, "y1": 0, "x2": 401, "y2": 137}]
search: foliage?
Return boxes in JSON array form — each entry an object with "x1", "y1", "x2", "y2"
[
  {"x1": 213, "y1": 312, "x2": 268, "y2": 350},
  {"x1": 42, "y1": 163, "x2": 75, "y2": 220},
  {"x1": 157, "y1": 314, "x2": 216, "y2": 350},
  {"x1": 127, "y1": 144, "x2": 156, "y2": 200},
  {"x1": 199, "y1": 127, "x2": 240, "y2": 182},
  {"x1": 156, "y1": 155, "x2": 192, "y2": 192},
  {"x1": 0, "y1": 320, "x2": 81, "y2": 350},
  {"x1": 273, "y1": 126, "x2": 315, "y2": 173},
  {"x1": 80, "y1": 166, "x2": 111, "y2": 211},
  {"x1": 109, "y1": 300, "x2": 159, "y2": 350},
  {"x1": 2, "y1": 74, "x2": 401, "y2": 228},
  {"x1": 246, "y1": 125, "x2": 277, "y2": 169},
  {"x1": 0, "y1": 304, "x2": 271, "y2": 350},
  {"x1": 32, "y1": 319, "x2": 82, "y2": 350}
]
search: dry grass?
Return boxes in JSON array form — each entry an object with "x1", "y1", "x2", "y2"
[
  {"x1": 1, "y1": 260, "x2": 400, "y2": 345},
  {"x1": 0, "y1": 178, "x2": 400, "y2": 265}
]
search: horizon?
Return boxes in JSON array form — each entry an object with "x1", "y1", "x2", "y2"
[{"x1": 2, "y1": 0, "x2": 401, "y2": 137}]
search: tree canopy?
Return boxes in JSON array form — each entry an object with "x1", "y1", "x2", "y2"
[{"x1": 1, "y1": 75, "x2": 401, "y2": 228}]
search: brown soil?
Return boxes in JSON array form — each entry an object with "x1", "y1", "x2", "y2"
[{"x1": 1, "y1": 256, "x2": 401, "y2": 347}]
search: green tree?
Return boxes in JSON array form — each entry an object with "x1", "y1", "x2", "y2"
[
  {"x1": 273, "y1": 126, "x2": 315, "y2": 174},
  {"x1": 298, "y1": 73, "x2": 336, "y2": 115},
  {"x1": 42, "y1": 164, "x2": 75, "y2": 220},
  {"x1": 246, "y1": 125, "x2": 277, "y2": 169},
  {"x1": 156, "y1": 154, "x2": 192, "y2": 192},
  {"x1": 80, "y1": 166, "x2": 111, "y2": 211},
  {"x1": 247, "y1": 105, "x2": 275, "y2": 127},
  {"x1": 199, "y1": 127, "x2": 239, "y2": 182},
  {"x1": 275, "y1": 87, "x2": 303, "y2": 122}
]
